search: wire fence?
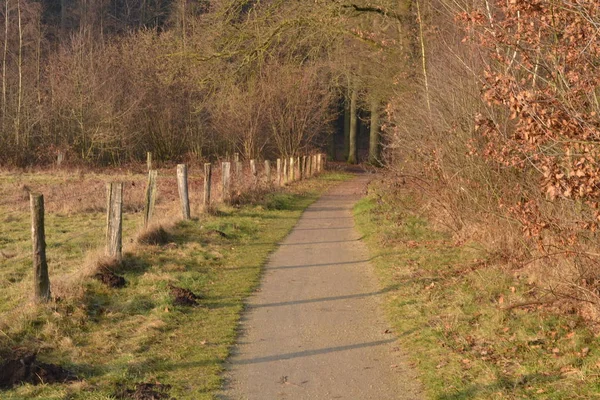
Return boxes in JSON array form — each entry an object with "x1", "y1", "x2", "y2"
[{"x1": 0, "y1": 153, "x2": 327, "y2": 268}]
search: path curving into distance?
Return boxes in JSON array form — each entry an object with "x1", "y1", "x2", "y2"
[{"x1": 219, "y1": 174, "x2": 423, "y2": 400}]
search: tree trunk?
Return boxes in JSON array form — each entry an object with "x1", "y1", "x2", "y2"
[
  {"x1": 348, "y1": 88, "x2": 358, "y2": 164},
  {"x1": 369, "y1": 98, "x2": 381, "y2": 165},
  {"x1": 343, "y1": 97, "x2": 350, "y2": 160},
  {"x1": 36, "y1": 13, "x2": 41, "y2": 105},
  {"x1": 16, "y1": 0, "x2": 22, "y2": 146},
  {"x1": 2, "y1": 0, "x2": 8, "y2": 128},
  {"x1": 416, "y1": 0, "x2": 431, "y2": 116},
  {"x1": 60, "y1": 0, "x2": 67, "y2": 30}
]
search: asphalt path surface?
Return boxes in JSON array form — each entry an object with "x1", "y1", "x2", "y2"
[{"x1": 220, "y1": 174, "x2": 423, "y2": 400}]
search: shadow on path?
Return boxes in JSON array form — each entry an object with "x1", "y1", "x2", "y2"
[
  {"x1": 251, "y1": 284, "x2": 400, "y2": 308},
  {"x1": 231, "y1": 339, "x2": 396, "y2": 365}
]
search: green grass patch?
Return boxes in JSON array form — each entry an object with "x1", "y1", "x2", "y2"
[
  {"x1": 354, "y1": 182, "x2": 600, "y2": 400},
  {"x1": 0, "y1": 171, "x2": 351, "y2": 399}
]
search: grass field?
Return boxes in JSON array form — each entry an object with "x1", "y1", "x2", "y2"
[
  {"x1": 0, "y1": 167, "x2": 352, "y2": 399},
  {"x1": 354, "y1": 178, "x2": 600, "y2": 399}
]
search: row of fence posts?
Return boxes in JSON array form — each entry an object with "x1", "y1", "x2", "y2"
[{"x1": 30, "y1": 152, "x2": 326, "y2": 302}]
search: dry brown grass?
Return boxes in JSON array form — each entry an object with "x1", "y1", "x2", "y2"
[
  {"x1": 0, "y1": 165, "x2": 343, "y2": 399},
  {"x1": 381, "y1": 0, "x2": 600, "y2": 324},
  {"x1": 0, "y1": 161, "x2": 323, "y2": 327}
]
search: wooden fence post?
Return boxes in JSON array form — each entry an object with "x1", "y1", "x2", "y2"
[
  {"x1": 283, "y1": 158, "x2": 288, "y2": 185},
  {"x1": 289, "y1": 157, "x2": 295, "y2": 182},
  {"x1": 235, "y1": 161, "x2": 242, "y2": 178},
  {"x1": 177, "y1": 164, "x2": 190, "y2": 220},
  {"x1": 57, "y1": 151, "x2": 64, "y2": 167},
  {"x1": 234, "y1": 153, "x2": 239, "y2": 163},
  {"x1": 222, "y1": 162, "x2": 231, "y2": 203},
  {"x1": 302, "y1": 156, "x2": 307, "y2": 179},
  {"x1": 264, "y1": 160, "x2": 271, "y2": 184},
  {"x1": 143, "y1": 170, "x2": 158, "y2": 227},
  {"x1": 312, "y1": 155, "x2": 317, "y2": 176},
  {"x1": 317, "y1": 154, "x2": 322, "y2": 173},
  {"x1": 106, "y1": 182, "x2": 123, "y2": 260},
  {"x1": 147, "y1": 152, "x2": 152, "y2": 171},
  {"x1": 250, "y1": 159, "x2": 257, "y2": 186},
  {"x1": 30, "y1": 193, "x2": 50, "y2": 302},
  {"x1": 203, "y1": 163, "x2": 212, "y2": 210},
  {"x1": 277, "y1": 158, "x2": 282, "y2": 186}
]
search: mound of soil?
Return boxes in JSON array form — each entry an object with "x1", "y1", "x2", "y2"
[
  {"x1": 0, "y1": 353, "x2": 76, "y2": 389},
  {"x1": 168, "y1": 284, "x2": 202, "y2": 306},
  {"x1": 95, "y1": 269, "x2": 126, "y2": 288},
  {"x1": 117, "y1": 382, "x2": 175, "y2": 400}
]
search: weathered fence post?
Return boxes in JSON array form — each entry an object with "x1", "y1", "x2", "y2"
[
  {"x1": 306, "y1": 155, "x2": 312, "y2": 177},
  {"x1": 57, "y1": 151, "x2": 64, "y2": 167},
  {"x1": 177, "y1": 164, "x2": 191, "y2": 220},
  {"x1": 277, "y1": 158, "x2": 282, "y2": 186},
  {"x1": 250, "y1": 159, "x2": 257, "y2": 186},
  {"x1": 234, "y1": 153, "x2": 239, "y2": 163},
  {"x1": 106, "y1": 182, "x2": 123, "y2": 260},
  {"x1": 289, "y1": 157, "x2": 295, "y2": 182},
  {"x1": 147, "y1": 152, "x2": 152, "y2": 171},
  {"x1": 312, "y1": 155, "x2": 317, "y2": 176},
  {"x1": 302, "y1": 156, "x2": 307, "y2": 180},
  {"x1": 222, "y1": 162, "x2": 231, "y2": 203},
  {"x1": 143, "y1": 170, "x2": 158, "y2": 227},
  {"x1": 235, "y1": 161, "x2": 242, "y2": 178},
  {"x1": 203, "y1": 163, "x2": 212, "y2": 210},
  {"x1": 317, "y1": 154, "x2": 322, "y2": 173},
  {"x1": 264, "y1": 160, "x2": 271, "y2": 184},
  {"x1": 30, "y1": 193, "x2": 50, "y2": 302},
  {"x1": 283, "y1": 158, "x2": 288, "y2": 185}
]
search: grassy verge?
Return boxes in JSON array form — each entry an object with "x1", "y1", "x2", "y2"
[
  {"x1": 0, "y1": 171, "x2": 352, "y2": 400},
  {"x1": 354, "y1": 179, "x2": 600, "y2": 399}
]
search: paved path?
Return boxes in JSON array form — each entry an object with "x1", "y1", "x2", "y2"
[{"x1": 220, "y1": 175, "x2": 423, "y2": 400}]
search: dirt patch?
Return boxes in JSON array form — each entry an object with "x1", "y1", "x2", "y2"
[
  {"x1": 117, "y1": 382, "x2": 175, "y2": 400},
  {"x1": 0, "y1": 353, "x2": 76, "y2": 389},
  {"x1": 95, "y1": 269, "x2": 127, "y2": 288},
  {"x1": 168, "y1": 284, "x2": 202, "y2": 306},
  {"x1": 93, "y1": 257, "x2": 127, "y2": 288}
]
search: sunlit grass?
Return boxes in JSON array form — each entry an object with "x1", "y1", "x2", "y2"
[
  {"x1": 0, "y1": 170, "x2": 352, "y2": 399},
  {"x1": 354, "y1": 182, "x2": 600, "y2": 399}
]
